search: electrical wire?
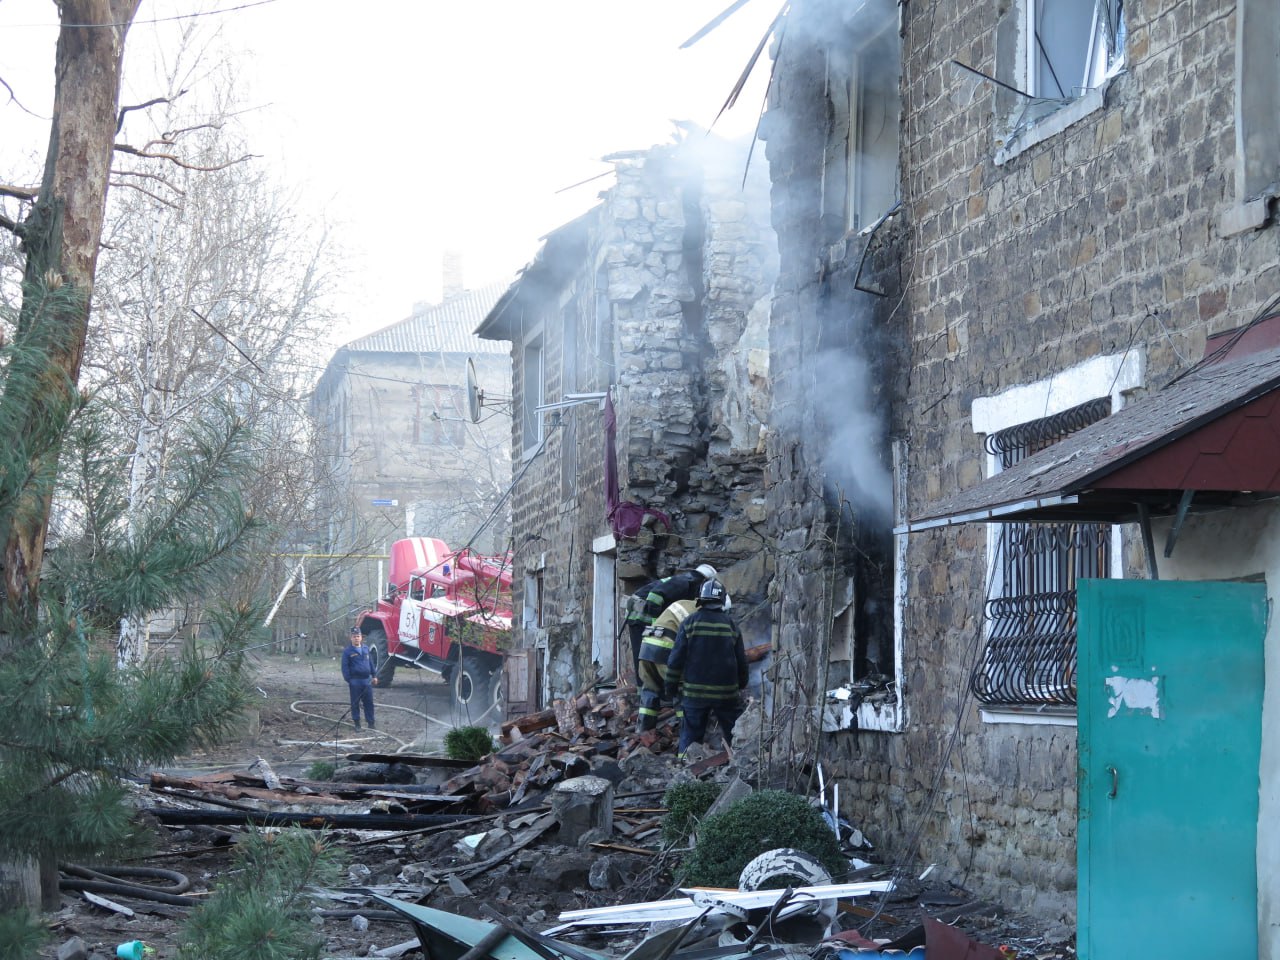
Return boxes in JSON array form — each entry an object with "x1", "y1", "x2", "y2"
[{"x1": 8, "y1": 0, "x2": 280, "y2": 29}]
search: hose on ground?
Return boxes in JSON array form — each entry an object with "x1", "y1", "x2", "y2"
[
  {"x1": 288, "y1": 700, "x2": 413, "y2": 748},
  {"x1": 59, "y1": 863, "x2": 196, "y2": 906}
]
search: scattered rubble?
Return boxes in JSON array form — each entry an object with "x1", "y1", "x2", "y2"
[{"x1": 45, "y1": 679, "x2": 1076, "y2": 960}]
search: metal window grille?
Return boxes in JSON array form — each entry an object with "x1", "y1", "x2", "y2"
[{"x1": 970, "y1": 397, "x2": 1111, "y2": 707}]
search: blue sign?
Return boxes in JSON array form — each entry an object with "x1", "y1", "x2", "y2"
[{"x1": 371, "y1": 498, "x2": 398, "y2": 507}]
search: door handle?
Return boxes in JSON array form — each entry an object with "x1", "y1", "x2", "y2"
[{"x1": 1105, "y1": 765, "x2": 1118, "y2": 799}]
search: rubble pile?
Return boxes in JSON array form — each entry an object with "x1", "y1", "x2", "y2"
[{"x1": 441, "y1": 685, "x2": 701, "y2": 809}]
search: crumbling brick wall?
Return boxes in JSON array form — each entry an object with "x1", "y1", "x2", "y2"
[{"x1": 503, "y1": 134, "x2": 777, "y2": 698}]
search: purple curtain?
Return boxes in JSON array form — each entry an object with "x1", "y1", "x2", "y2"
[{"x1": 604, "y1": 393, "x2": 671, "y2": 539}]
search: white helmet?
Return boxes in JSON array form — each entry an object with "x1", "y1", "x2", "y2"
[{"x1": 695, "y1": 563, "x2": 718, "y2": 580}]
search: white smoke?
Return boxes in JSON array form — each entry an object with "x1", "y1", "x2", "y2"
[{"x1": 811, "y1": 349, "x2": 893, "y2": 520}]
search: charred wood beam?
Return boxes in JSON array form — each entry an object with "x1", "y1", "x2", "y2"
[{"x1": 146, "y1": 809, "x2": 474, "y2": 830}]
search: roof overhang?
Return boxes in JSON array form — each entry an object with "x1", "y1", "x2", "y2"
[
  {"x1": 475, "y1": 209, "x2": 595, "y2": 341},
  {"x1": 901, "y1": 338, "x2": 1280, "y2": 534}
]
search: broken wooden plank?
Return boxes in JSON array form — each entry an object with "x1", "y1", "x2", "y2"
[
  {"x1": 81, "y1": 890, "x2": 134, "y2": 916},
  {"x1": 586, "y1": 841, "x2": 655, "y2": 856}
]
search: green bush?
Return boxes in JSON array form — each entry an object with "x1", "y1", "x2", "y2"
[
  {"x1": 661, "y1": 779, "x2": 723, "y2": 845},
  {"x1": 679, "y1": 789, "x2": 846, "y2": 888},
  {"x1": 445, "y1": 725, "x2": 495, "y2": 761},
  {"x1": 305, "y1": 760, "x2": 336, "y2": 781}
]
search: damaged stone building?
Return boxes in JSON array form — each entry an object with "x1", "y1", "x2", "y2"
[
  {"x1": 476, "y1": 135, "x2": 775, "y2": 701},
  {"x1": 763, "y1": 0, "x2": 1280, "y2": 955}
]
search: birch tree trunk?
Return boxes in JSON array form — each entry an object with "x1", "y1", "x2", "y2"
[{"x1": 0, "y1": 0, "x2": 141, "y2": 912}]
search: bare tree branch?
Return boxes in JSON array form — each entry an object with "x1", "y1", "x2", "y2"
[
  {"x1": 0, "y1": 75, "x2": 43, "y2": 118},
  {"x1": 113, "y1": 143, "x2": 257, "y2": 171},
  {"x1": 0, "y1": 212, "x2": 22, "y2": 237},
  {"x1": 110, "y1": 167, "x2": 187, "y2": 197},
  {"x1": 116, "y1": 88, "x2": 187, "y2": 134},
  {"x1": 108, "y1": 180, "x2": 181, "y2": 209},
  {"x1": 0, "y1": 184, "x2": 38, "y2": 202}
]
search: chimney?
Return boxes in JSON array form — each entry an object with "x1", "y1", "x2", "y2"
[{"x1": 442, "y1": 250, "x2": 464, "y2": 301}]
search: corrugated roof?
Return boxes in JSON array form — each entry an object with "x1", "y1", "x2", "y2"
[
  {"x1": 346, "y1": 284, "x2": 510, "y2": 354},
  {"x1": 905, "y1": 342, "x2": 1280, "y2": 531}
]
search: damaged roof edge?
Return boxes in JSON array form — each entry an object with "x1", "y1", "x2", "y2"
[
  {"x1": 475, "y1": 207, "x2": 597, "y2": 341},
  {"x1": 907, "y1": 343, "x2": 1280, "y2": 530}
]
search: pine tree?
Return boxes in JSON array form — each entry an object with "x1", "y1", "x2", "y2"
[
  {"x1": 0, "y1": 279, "x2": 271, "y2": 945},
  {"x1": 176, "y1": 828, "x2": 346, "y2": 960}
]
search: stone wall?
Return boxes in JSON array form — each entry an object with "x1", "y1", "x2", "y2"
[
  {"x1": 501, "y1": 134, "x2": 777, "y2": 698},
  {"x1": 761, "y1": 0, "x2": 1279, "y2": 922}
]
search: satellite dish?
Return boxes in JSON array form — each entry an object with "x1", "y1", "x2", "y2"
[{"x1": 465, "y1": 357, "x2": 483, "y2": 424}]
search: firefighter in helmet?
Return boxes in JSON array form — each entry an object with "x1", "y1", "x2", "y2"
[
  {"x1": 624, "y1": 563, "x2": 717, "y2": 679},
  {"x1": 664, "y1": 578, "x2": 748, "y2": 757}
]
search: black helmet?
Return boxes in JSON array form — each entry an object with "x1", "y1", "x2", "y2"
[{"x1": 697, "y1": 579, "x2": 727, "y2": 608}]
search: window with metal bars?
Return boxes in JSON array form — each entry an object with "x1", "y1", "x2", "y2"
[{"x1": 970, "y1": 396, "x2": 1111, "y2": 708}]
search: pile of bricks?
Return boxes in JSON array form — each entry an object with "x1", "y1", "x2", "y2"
[{"x1": 439, "y1": 684, "x2": 682, "y2": 809}]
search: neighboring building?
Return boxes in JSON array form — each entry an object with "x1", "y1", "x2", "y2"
[
  {"x1": 476, "y1": 135, "x2": 776, "y2": 701},
  {"x1": 764, "y1": 0, "x2": 1280, "y2": 952},
  {"x1": 313, "y1": 283, "x2": 510, "y2": 616}
]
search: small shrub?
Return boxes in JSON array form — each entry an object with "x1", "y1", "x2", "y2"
[
  {"x1": 306, "y1": 760, "x2": 336, "y2": 781},
  {"x1": 679, "y1": 789, "x2": 845, "y2": 888},
  {"x1": 661, "y1": 779, "x2": 723, "y2": 845},
  {"x1": 445, "y1": 725, "x2": 494, "y2": 761},
  {"x1": 177, "y1": 828, "x2": 345, "y2": 960}
]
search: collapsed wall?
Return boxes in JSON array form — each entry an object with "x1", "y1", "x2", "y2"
[{"x1": 603, "y1": 135, "x2": 778, "y2": 655}]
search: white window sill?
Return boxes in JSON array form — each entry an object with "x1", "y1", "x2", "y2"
[
  {"x1": 822, "y1": 697, "x2": 904, "y2": 733},
  {"x1": 980, "y1": 706, "x2": 1077, "y2": 727},
  {"x1": 994, "y1": 85, "x2": 1109, "y2": 167},
  {"x1": 1219, "y1": 197, "x2": 1270, "y2": 238}
]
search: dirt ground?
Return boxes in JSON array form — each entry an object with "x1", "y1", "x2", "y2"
[
  {"x1": 39, "y1": 653, "x2": 1075, "y2": 960},
  {"x1": 42, "y1": 653, "x2": 527, "y2": 960},
  {"x1": 184, "y1": 650, "x2": 481, "y2": 774}
]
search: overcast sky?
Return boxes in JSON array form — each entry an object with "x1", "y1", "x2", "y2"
[{"x1": 0, "y1": 0, "x2": 776, "y2": 345}]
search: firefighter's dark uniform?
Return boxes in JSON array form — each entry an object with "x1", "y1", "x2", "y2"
[
  {"x1": 624, "y1": 572, "x2": 704, "y2": 677},
  {"x1": 665, "y1": 606, "x2": 748, "y2": 755},
  {"x1": 637, "y1": 599, "x2": 696, "y2": 731}
]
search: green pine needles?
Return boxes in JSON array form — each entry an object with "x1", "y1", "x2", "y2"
[
  {"x1": 444, "y1": 725, "x2": 496, "y2": 761},
  {"x1": 0, "y1": 278, "x2": 277, "y2": 933},
  {"x1": 176, "y1": 828, "x2": 346, "y2": 960},
  {"x1": 678, "y1": 790, "x2": 847, "y2": 888}
]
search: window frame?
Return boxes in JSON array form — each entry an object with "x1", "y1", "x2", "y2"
[
  {"x1": 520, "y1": 330, "x2": 545, "y2": 459},
  {"x1": 844, "y1": 6, "x2": 902, "y2": 234},
  {"x1": 970, "y1": 350, "x2": 1143, "y2": 725},
  {"x1": 994, "y1": 0, "x2": 1126, "y2": 166}
]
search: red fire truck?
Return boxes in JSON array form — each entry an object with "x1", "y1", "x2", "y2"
[{"x1": 352, "y1": 537, "x2": 513, "y2": 714}]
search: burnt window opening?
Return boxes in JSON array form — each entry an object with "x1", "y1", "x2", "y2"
[
  {"x1": 1008, "y1": 0, "x2": 1126, "y2": 134},
  {"x1": 970, "y1": 396, "x2": 1112, "y2": 708}
]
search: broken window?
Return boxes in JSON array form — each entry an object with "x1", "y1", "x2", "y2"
[
  {"x1": 845, "y1": 3, "x2": 901, "y2": 233},
  {"x1": 1013, "y1": 0, "x2": 1125, "y2": 130},
  {"x1": 970, "y1": 397, "x2": 1112, "y2": 709}
]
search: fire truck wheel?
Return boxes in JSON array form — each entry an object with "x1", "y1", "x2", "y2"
[
  {"x1": 451, "y1": 660, "x2": 500, "y2": 712},
  {"x1": 366, "y1": 629, "x2": 396, "y2": 688}
]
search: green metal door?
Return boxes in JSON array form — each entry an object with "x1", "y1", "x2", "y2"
[{"x1": 1077, "y1": 578, "x2": 1266, "y2": 959}]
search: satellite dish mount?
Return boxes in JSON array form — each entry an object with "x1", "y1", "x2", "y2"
[{"x1": 465, "y1": 357, "x2": 511, "y2": 423}]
